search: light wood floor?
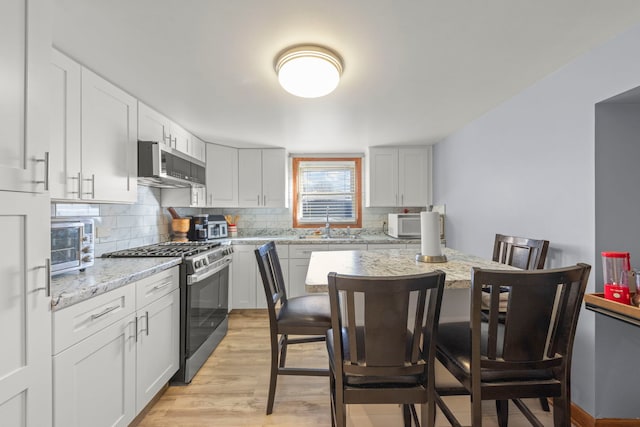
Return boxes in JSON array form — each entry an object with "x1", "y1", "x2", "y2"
[{"x1": 137, "y1": 310, "x2": 565, "y2": 427}]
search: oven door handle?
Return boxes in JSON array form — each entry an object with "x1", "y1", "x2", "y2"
[{"x1": 187, "y1": 257, "x2": 232, "y2": 285}]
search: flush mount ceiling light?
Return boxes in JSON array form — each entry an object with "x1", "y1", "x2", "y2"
[{"x1": 275, "y1": 45, "x2": 343, "y2": 98}]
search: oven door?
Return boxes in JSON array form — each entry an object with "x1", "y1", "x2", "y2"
[{"x1": 185, "y1": 257, "x2": 230, "y2": 359}]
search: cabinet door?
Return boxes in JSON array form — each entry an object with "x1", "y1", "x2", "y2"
[
  {"x1": 261, "y1": 149, "x2": 286, "y2": 208},
  {"x1": 81, "y1": 68, "x2": 137, "y2": 203},
  {"x1": 366, "y1": 148, "x2": 398, "y2": 207},
  {"x1": 231, "y1": 245, "x2": 257, "y2": 308},
  {"x1": 0, "y1": 193, "x2": 51, "y2": 427},
  {"x1": 0, "y1": 0, "x2": 50, "y2": 193},
  {"x1": 53, "y1": 315, "x2": 136, "y2": 427},
  {"x1": 136, "y1": 289, "x2": 179, "y2": 413},
  {"x1": 398, "y1": 147, "x2": 431, "y2": 207},
  {"x1": 190, "y1": 135, "x2": 206, "y2": 161},
  {"x1": 170, "y1": 122, "x2": 190, "y2": 155},
  {"x1": 206, "y1": 144, "x2": 238, "y2": 207},
  {"x1": 50, "y1": 49, "x2": 82, "y2": 200},
  {"x1": 238, "y1": 149, "x2": 262, "y2": 207},
  {"x1": 288, "y1": 258, "x2": 311, "y2": 298},
  {"x1": 138, "y1": 102, "x2": 171, "y2": 147}
]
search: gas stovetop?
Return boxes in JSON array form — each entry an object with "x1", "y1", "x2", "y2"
[{"x1": 103, "y1": 241, "x2": 222, "y2": 258}]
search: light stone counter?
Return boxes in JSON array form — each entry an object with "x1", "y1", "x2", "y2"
[
  {"x1": 228, "y1": 234, "x2": 420, "y2": 245},
  {"x1": 51, "y1": 257, "x2": 181, "y2": 311},
  {"x1": 305, "y1": 247, "x2": 518, "y2": 293}
]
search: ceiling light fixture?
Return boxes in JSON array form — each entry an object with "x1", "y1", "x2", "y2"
[{"x1": 275, "y1": 45, "x2": 343, "y2": 98}]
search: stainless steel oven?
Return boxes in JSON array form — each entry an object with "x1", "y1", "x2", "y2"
[{"x1": 181, "y1": 250, "x2": 232, "y2": 383}]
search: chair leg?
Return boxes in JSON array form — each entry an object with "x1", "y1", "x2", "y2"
[
  {"x1": 279, "y1": 335, "x2": 288, "y2": 368},
  {"x1": 471, "y1": 395, "x2": 482, "y2": 426},
  {"x1": 553, "y1": 396, "x2": 571, "y2": 427},
  {"x1": 402, "y1": 405, "x2": 412, "y2": 427},
  {"x1": 335, "y1": 389, "x2": 347, "y2": 427},
  {"x1": 540, "y1": 397, "x2": 550, "y2": 411},
  {"x1": 266, "y1": 334, "x2": 279, "y2": 415},
  {"x1": 495, "y1": 400, "x2": 508, "y2": 427}
]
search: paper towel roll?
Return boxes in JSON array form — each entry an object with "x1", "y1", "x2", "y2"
[{"x1": 420, "y1": 211, "x2": 442, "y2": 256}]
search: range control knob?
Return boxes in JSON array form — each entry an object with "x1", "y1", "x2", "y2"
[
  {"x1": 202, "y1": 258, "x2": 209, "y2": 265},
  {"x1": 82, "y1": 255, "x2": 93, "y2": 262},
  {"x1": 194, "y1": 260, "x2": 202, "y2": 269}
]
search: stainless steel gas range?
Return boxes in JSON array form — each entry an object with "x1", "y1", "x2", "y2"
[{"x1": 103, "y1": 241, "x2": 233, "y2": 384}]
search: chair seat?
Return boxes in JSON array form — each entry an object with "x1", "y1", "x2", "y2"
[
  {"x1": 327, "y1": 327, "x2": 423, "y2": 387},
  {"x1": 277, "y1": 294, "x2": 331, "y2": 332},
  {"x1": 437, "y1": 322, "x2": 555, "y2": 382}
]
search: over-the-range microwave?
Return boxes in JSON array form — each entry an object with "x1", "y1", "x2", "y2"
[
  {"x1": 387, "y1": 213, "x2": 445, "y2": 240},
  {"x1": 137, "y1": 140, "x2": 206, "y2": 188}
]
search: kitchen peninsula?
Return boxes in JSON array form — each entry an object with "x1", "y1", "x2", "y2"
[{"x1": 305, "y1": 247, "x2": 517, "y2": 291}]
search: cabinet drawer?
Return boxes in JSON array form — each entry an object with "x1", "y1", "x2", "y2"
[
  {"x1": 289, "y1": 244, "x2": 328, "y2": 259},
  {"x1": 328, "y1": 244, "x2": 367, "y2": 251},
  {"x1": 136, "y1": 267, "x2": 179, "y2": 308},
  {"x1": 53, "y1": 284, "x2": 136, "y2": 355}
]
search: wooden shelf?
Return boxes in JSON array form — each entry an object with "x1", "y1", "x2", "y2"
[{"x1": 584, "y1": 293, "x2": 640, "y2": 327}]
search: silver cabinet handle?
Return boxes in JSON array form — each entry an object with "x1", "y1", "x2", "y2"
[
  {"x1": 153, "y1": 281, "x2": 173, "y2": 290},
  {"x1": 91, "y1": 305, "x2": 119, "y2": 320},
  {"x1": 145, "y1": 311, "x2": 149, "y2": 336},
  {"x1": 263, "y1": 195, "x2": 266, "y2": 206},
  {"x1": 208, "y1": 194, "x2": 212, "y2": 205},
  {"x1": 136, "y1": 312, "x2": 149, "y2": 337},
  {"x1": 83, "y1": 174, "x2": 95, "y2": 198},
  {"x1": 134, "y1": 316, "x2": 139, "y2": 342},
  {"x1": 34, "y1": 152, "x2": 49, "y2": 190},
  {"x1": 257, "y1": 195, "x2": 260, "y2": 205},
  {"x1": 33, "y1": 258, "x2": 51, "y2": 297},
  {"x1": 69, "y1": 172, "x2": 81, "y2": 195}
]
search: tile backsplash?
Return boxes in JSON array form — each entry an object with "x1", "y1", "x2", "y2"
[{"x1": 52, "y1": 185, "x2": 440, "y2": 256}]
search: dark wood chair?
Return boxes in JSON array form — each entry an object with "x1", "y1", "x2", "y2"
[
  {"x1": 435, "y1": 263, "x2": 591, "y2": 427},
  {"x1": 493, "y1": 233, "x2": 549, "y2": 270},
  {"x1": 489, "y1": 233, "x2": 551, "y2": 412},
  {"x1": 326, "y1": 271, "x2": 446, "y2": 427},
  {"x1": 254, "y1": 241, "x2": 331, "y2": 415}
]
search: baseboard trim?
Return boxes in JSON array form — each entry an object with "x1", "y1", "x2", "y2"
[
  {"x1": 129, "y1": 383, "x2": 169, "y2": 427},
  {"x1": 571, "y1": 401, "x2": 639, "y2": 427}
]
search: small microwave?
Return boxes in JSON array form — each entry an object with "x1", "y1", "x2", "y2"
[
  {"x1": 387, "y1": 213, "x2": 445, "y2": 239},
  {"x1": 51, "y1": 218, "x2": 95, "y2": 275}
]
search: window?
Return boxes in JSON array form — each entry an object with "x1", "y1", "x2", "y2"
[{"x1": 292, "y1": 157, "x2": 362, "y2": 228}]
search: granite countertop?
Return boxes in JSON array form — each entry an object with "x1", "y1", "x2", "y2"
[
  {"x1": 228, "y1": 234, "x2": 421, "y2": 245},
  {"x1": 51, "y1": 257, "x2": 182, "y2": 311},
  {"x1": 305, "y1": 247, "x2": 518, "y2": 293}
]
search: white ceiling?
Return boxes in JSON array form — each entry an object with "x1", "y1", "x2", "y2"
[{"x1": 53, "y1": 0, "x2": 640, "y2": 153}]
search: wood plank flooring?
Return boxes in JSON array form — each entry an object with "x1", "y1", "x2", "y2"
[{"x1": 136, "y1": 310, "x2": 566, "y2": 427}]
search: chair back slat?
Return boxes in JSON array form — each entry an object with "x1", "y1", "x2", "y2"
[
  {"x1": 472, "y1": 264, "x2": 591, "y2": 370},
  {"x1": 328, "y1": 272, "x2": 445, "y2": 377}
]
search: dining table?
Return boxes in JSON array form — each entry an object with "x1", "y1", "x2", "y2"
[{"x1": 304, "y1": 246, "x2": 519, "y2": 322}]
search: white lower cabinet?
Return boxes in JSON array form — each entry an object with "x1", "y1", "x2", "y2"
[
  {"x1": 288, "y1": 244, "x2": 328, "y2": 298},
  {"x1": 52, "y1": 267, "x2": 179, "y2": 427}
]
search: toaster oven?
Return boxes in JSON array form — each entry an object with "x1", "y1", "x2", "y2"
[{"x1": 51, "y1": 218, "x2": 95, "y2": 275}]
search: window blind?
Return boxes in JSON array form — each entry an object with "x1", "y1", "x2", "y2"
[{"x1": 297, "y1": 160, "x2": 356, "y2": 223}]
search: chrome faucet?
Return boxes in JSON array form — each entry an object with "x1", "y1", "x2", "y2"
[{"x1": 324, "y1": 207, "x2": 331, "y2": 238}]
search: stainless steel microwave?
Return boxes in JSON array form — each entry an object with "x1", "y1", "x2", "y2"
[
  {"x1": 137, "y1": 141, "x2": 206, "y2": 188},
  {"x1": 51, "y1": 218, "x2": 95, "y2": 275}
]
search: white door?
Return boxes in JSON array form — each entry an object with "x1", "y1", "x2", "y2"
[
  {"x1": 81, "y1": 68, "x2": 137, "y2": 203},
  {"x1": 367, "y1": 148, "x2": 398, "y2": 207},
  {"x1": 136, "y1": 289, "x2": 179, "y2": 412},
  {"x1": 231, "y1": 245, "x2": 257, "y2": 308},
  {"x1": 398, "y1": 147, "x2": 431, "y2": 207},
  {"x1": 49, "y1": 49, "x2": 82, "y2": 200},
  {"x1": 138, "y1": 102, "x2": 171, "y2": 147},
  {"x1": 0, "y1": 193, "x2": 51, "y2": 427},
  {"x1": 0, "y1": 0, "x2": 50, "y2": 193},
  {"x1": 261, "y1": 149, "x2": 286, "y2": 208},
  {"x1": 238, "y1": 149, "x2": 262, "y2": 207},
  {"x1": 206, "y1": 144, "x2": 238, "y2": 207},
  {"x1": 53, "y1": 315, "x2": 136, "y2": 427}
]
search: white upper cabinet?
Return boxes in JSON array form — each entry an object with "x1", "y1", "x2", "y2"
[
  {"x1": 206, "y1": 144, "x2": 238, "y2": 207},
  {"x1": 169, "y1": 121, "x2": 191, "y2": 155},
  {"x1": 190, "y1": 135, "x2": 206, "y2": 161},
  {"x1": 50, "y1": 49, "x2": 82, "y2": 200},
  {"x1": 138, "y1": 102, "x2": 171, "y2": 147},
  {"x1": 238, "y1": 148, "x2": 286, "y2": 208},
  {"x1": 81, "y1": 67, "x2": 138, "y2": 203},
  {"x1": 0, "y1": 0, "x2": 50, "y2": 193},
  {"x1": 366, "y1": 146, "x2": 432, "y2": 207}
]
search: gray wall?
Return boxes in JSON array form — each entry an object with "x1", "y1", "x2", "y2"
[
  {"x1": 594, "y1": 102, "x2": 640, "y2": 417},
  {"x1": 433, "y1": 23, "x2": 640, "y2": 417}
]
